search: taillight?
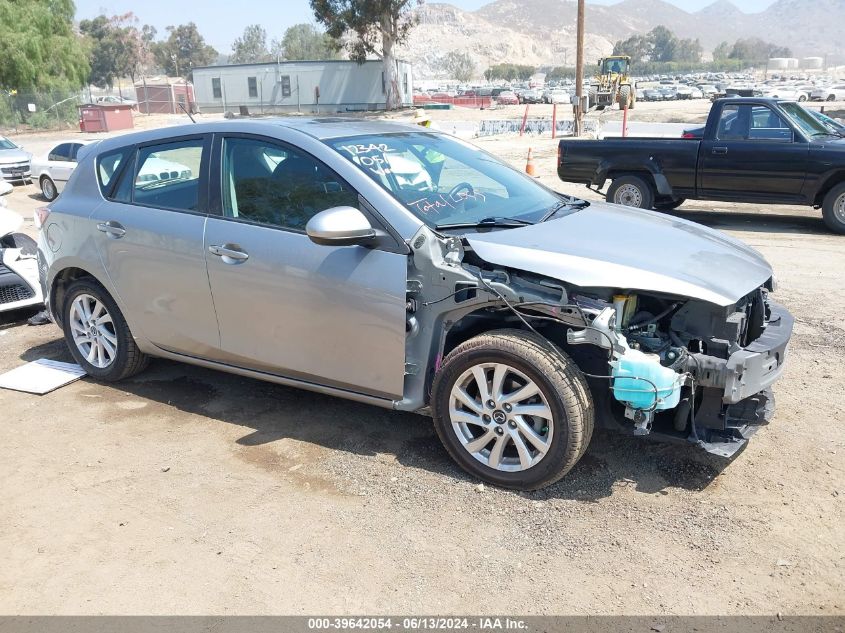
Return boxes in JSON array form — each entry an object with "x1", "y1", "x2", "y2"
[
  {"x1": 681, "y1": 132, "x2": 696, "y2": 139},
  {"x1": 34, "y1": 206, "x2": 51, "y2": 230}
]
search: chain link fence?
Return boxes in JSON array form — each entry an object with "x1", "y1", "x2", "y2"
[{"x1": 0, "y1": 90, "x2": 87, "y2": 134}]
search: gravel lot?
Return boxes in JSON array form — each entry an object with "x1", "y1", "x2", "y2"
[{"x1": 0, "y1": 104, "x2": 843, "y2": 615}]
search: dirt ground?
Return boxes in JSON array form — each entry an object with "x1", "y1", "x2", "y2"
[{"x1": 0, "y1": 102, "x2": 843, "y2": 615}]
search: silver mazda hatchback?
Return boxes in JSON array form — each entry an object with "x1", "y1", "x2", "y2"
[{"x1": 37, "y1": 119, "x2": 792, "y2": 490}]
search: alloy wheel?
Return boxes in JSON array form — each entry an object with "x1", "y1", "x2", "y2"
[
  {"x1": 69, "y1": 293, "x2": 118, "y2": 369},
  {"x1": 448, "y1": 362, "x2": 554, "y2": 472}
]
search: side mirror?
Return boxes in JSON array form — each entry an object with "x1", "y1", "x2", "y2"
[{"x1": 306, "y1": 206, "x2": 376, "y2": 246}]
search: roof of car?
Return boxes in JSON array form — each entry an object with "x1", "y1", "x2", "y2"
[{"x1": 84, "y1": 117, "x2": 430, "y2": 154}]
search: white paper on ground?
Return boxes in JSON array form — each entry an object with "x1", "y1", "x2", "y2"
[{"x1": 0, "y1": 359, "x2": 87, "y2": 394}]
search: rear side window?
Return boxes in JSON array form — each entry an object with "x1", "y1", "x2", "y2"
[
  {"x1": 97, "y1": 149, "x2": 129, "y2": 196},
  {"x1": 48, "y1": 143, "x2": 72, "y2": 162},
  {"x1": 133, "y1": 139, "x2": 204, "y2": 212},
  {"x1": 716, "y1": 105, "x2": 744, "y2": 140}
]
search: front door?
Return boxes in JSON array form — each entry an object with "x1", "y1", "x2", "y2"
[
  {"x1": 90, "y1": 135, "x2": 221, "y2": 357},
  {"x1": 203, "y1": 135, "x2": 407, "y2": 399},
  {"x1": 699, "y1": 103, "x2": 809, "y2": 201}
]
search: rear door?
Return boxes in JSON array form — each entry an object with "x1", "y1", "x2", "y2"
[
  {"x1": 699, "y1": 103, "x2": 809, "y2": 201},
  {"x1": 47, "y1": 143, "x2": 76, "y2": 190},
  {"x1": 202, "y1": 134, "x2": 407, "y2": 399},
  {"x1": 89, "y1": 135, "x2": 221, "y2": 357}
]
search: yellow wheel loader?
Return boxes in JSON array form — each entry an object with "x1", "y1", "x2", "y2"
[{"x1": 588, "y1": 55, "x2": 635, "y2": 110}]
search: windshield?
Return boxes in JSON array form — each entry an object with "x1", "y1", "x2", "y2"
[
  {"x1": 328, "y1": 133, "x2": 567, "y2": 228},
  {"x1": 780, "y1": 102, "x2": 833, "y2": 137},
  {"x1": 0, "y1": 137, "x2": 18, "y2": 150},
  {"x1": 602, "y1": 59, "x2": 628, "y2": 74}
]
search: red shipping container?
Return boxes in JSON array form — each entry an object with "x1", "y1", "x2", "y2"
[{"x1": 78, "y1": 103, "x2": 134, "y2": 133}]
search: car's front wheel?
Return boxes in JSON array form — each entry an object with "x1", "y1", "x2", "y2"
[
  {"x1": 822, "y1": 183, "x2": 845, "y2": 234},
  {"x1": 40, "y1": 176, "x2": 57, "y2": 201},
  {"x1": 432, "y1": 330, "x2": 593, "y2": 490},
  {"x1": 607, "y1": 175, "x2": 655, "y2": 210},
  {"x1": 62, "y1": 279, "x2": 149, "y2": 381}
]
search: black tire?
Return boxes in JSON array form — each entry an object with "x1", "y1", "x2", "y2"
[
  {"x1": 826, "y1": 94, "x2": 836, "y2": 102},
  {"x1": 607, "y1": 175, "x2": 655, "y2": 209},
  {"x1": 431, "y1": 329, "x2": 594, "y2": 491},
  {"x1": 798, "y1": 95, "x2": 807, "y2": 102},
  {"x1": 0, "y1": 232, "x2": 37, "y2": 253},
  {"x1": 822, "y1": 182, "x2": 845, "y2": 234},
  {"x1": 654, "y1": 197, "x2": 685, "y2": 211},
  {"x1": 619, "y1": 85, "x2": 631, "y2": 110},
  {"x1": 40, "y1": 175, "x2": 57, "y2": 201},
  {"x1": 61, "y1": 278, "x2": 149, "y2": 381}
]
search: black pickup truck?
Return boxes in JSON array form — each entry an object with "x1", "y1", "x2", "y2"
[{"x1": 557, "y1": 98, "x2": 845, "y2": 233}]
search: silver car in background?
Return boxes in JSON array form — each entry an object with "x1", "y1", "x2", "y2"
[
  {"x1": 37, "y1": 119, "x2": 792, "y2": 490},
  {"x1": 0, "y1": 135, "x2": 32, "y2": 183}
]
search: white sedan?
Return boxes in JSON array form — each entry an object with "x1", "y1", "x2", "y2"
[
  {"x1": 762, "y1": 86, "x2": 808, "y2": 101},
  {"x1": 811, "y1": 84, "x2": 845, "y2": 102},
  {"x1": 33, "y1": 141, "x2": 191, "y2": 201}
]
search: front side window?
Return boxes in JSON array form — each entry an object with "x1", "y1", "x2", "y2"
[
  {"x1": 212, "y1": 78, "x2": 222, "y2": 99},
  {"x1": 248, "y1": 77, "x2": 258, "y2": 98},
  {"x1": 749, "y1": 106, "x2": 791, "y2": 141},
  {"x1": 133, "y1": 139, "x2": 203, "y2": 211},
  {"x1": 329, "y1": 133, "x2": 563, "y2": 228},
  {"x1": 222, "y1": 137, "x2": 358, "y2": 231},
  {"x1": 716, "y1": 105, "x2": 744, "y2": 140}
]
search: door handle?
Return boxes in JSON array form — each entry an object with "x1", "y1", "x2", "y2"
[
  {"x1": 712, "y1": 146, "x2": 728, "y2": 155},
  {"x1": 96, "y1": 221, "x2": 126, "y2": 238},
  {"x1": 208, "y1": 244, "x2": 249, "y2": 263}
]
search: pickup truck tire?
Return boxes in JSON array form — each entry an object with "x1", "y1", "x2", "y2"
[
  {"x1": 431, "y1": 329, "x2": 593, "y2": 490},
  {"x1": 654, "y1": 197, "x2": 685, "y2": 211},
  {"x1": 822, "y1": 183, "x2": 845, "y2": 234},
  {"x1": 607, "y1": 175, "x2": 655, "y2": 210}
]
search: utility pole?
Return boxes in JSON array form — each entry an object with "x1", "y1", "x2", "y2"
[{"x1": 574, "y1": 0, "x2": 585, "y2": 136}]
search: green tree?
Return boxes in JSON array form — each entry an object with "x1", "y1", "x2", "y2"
[
  {"x1": 713, "y1": 41, "x2": 731, "y2": 61},
  {"x1": 729, "y1": 38, "x2": 791, "y2": 64},
  {"x1": 310, "y1": 0, "x2": 420, "y2": 109},
  {"x1": 152, "y1": 23, "x2": 218, "y2": 78},
  {"x1": 80, "y1": 13, "x2": 145, "y2": 88},
  {"x1": 612, "y1": 34, "x2": 652, "y2": 64},
  {"x1": 276, "y1": 24, "x2": 340, "y2": 61},
  {"x1": 0, "y1": 0, "x2": 89, "y2": 90},
  {"x1": 443, "y1": 51, "x2": 474, "y2": 82},
  {"x1": 231, "y1": 24, "x2": 270, "y2": 64},
  {"x1": 675, "y1": 38, "x2": 702, "y2": 64},
  {"x1": 650, "y1": 25, "x2": 678, "y2": 63}
]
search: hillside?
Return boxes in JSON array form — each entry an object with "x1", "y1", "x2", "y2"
[{"x1": 402, "y1": 0, "x2": 845, "y2": 78}]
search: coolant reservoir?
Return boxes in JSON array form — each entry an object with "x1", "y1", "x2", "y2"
[{"x1": 611, "y1": 349, "x2": 682, "y2": 411}]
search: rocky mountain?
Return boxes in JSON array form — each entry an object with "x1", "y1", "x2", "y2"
[{"x1": 402, "y1": 0, "x2": 845, "y2": 79}]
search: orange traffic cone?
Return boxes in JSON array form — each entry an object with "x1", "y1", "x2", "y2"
[{"x1": 525, "y1": 147, "x2": 536, "y2": 177}]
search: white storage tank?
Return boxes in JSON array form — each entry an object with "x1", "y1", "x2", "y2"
[
  {"x1": 803, "y1": 56, "x2": 824, "y2": 69},
  {"x1": 786, "y1": 58, "x2": 799, "y2": 69},
  {"x1": 768, "y1": 57, "x2": 789, "y2": 70}
]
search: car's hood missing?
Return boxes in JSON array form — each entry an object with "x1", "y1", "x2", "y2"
[{"x1": 464, "y1": 202, "x2": 772, "y2": 306}]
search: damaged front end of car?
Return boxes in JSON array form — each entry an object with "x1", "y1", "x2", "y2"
[{"x1": 399, "y1": 221, "x2": 792, "y2": 460}]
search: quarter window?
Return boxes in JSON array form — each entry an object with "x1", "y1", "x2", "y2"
[
  {"x1": 97, "y1": 149, "x2": 129, "y2": 195},
  {"x1": 221, "y1": 137, "x2": 357, "y2": 231},
  {"x1": 133, "y1": 139, "x2": 204, "y2": 211}
]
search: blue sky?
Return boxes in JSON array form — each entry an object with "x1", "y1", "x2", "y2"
[{"x1": 74, "y1": 0, "x2": 777, "y2": 52}]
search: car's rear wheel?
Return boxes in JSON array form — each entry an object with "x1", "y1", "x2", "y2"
[
  {"x1": 40, "y1": 176, "x2": 57, "y2": 201},
  {"x1": 798, "y1": 95, "x2": 807, "y2": 102},
  {"x1": 822, "y1": 183, "x2": 845, "y2": 234},
  {"x1": 827, "y1": 94, "x2": 836, "y2": 102},
  {"x1": 607, "y1": 175, "x2": 655, "y2": 210},
  {"x1": 432, "y1": 330, "x2": 593, "y2": 490},
  {"x1": 62, "y1": 279, "x2": 149, "y2": 381}
]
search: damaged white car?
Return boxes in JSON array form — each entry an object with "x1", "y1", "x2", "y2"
[
  {"x1": 38, "y1": 120, "x2": 792, "y2": 490},
  {"x1": 0, "y1": 181, "x2": 42, "y2": 313}
]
